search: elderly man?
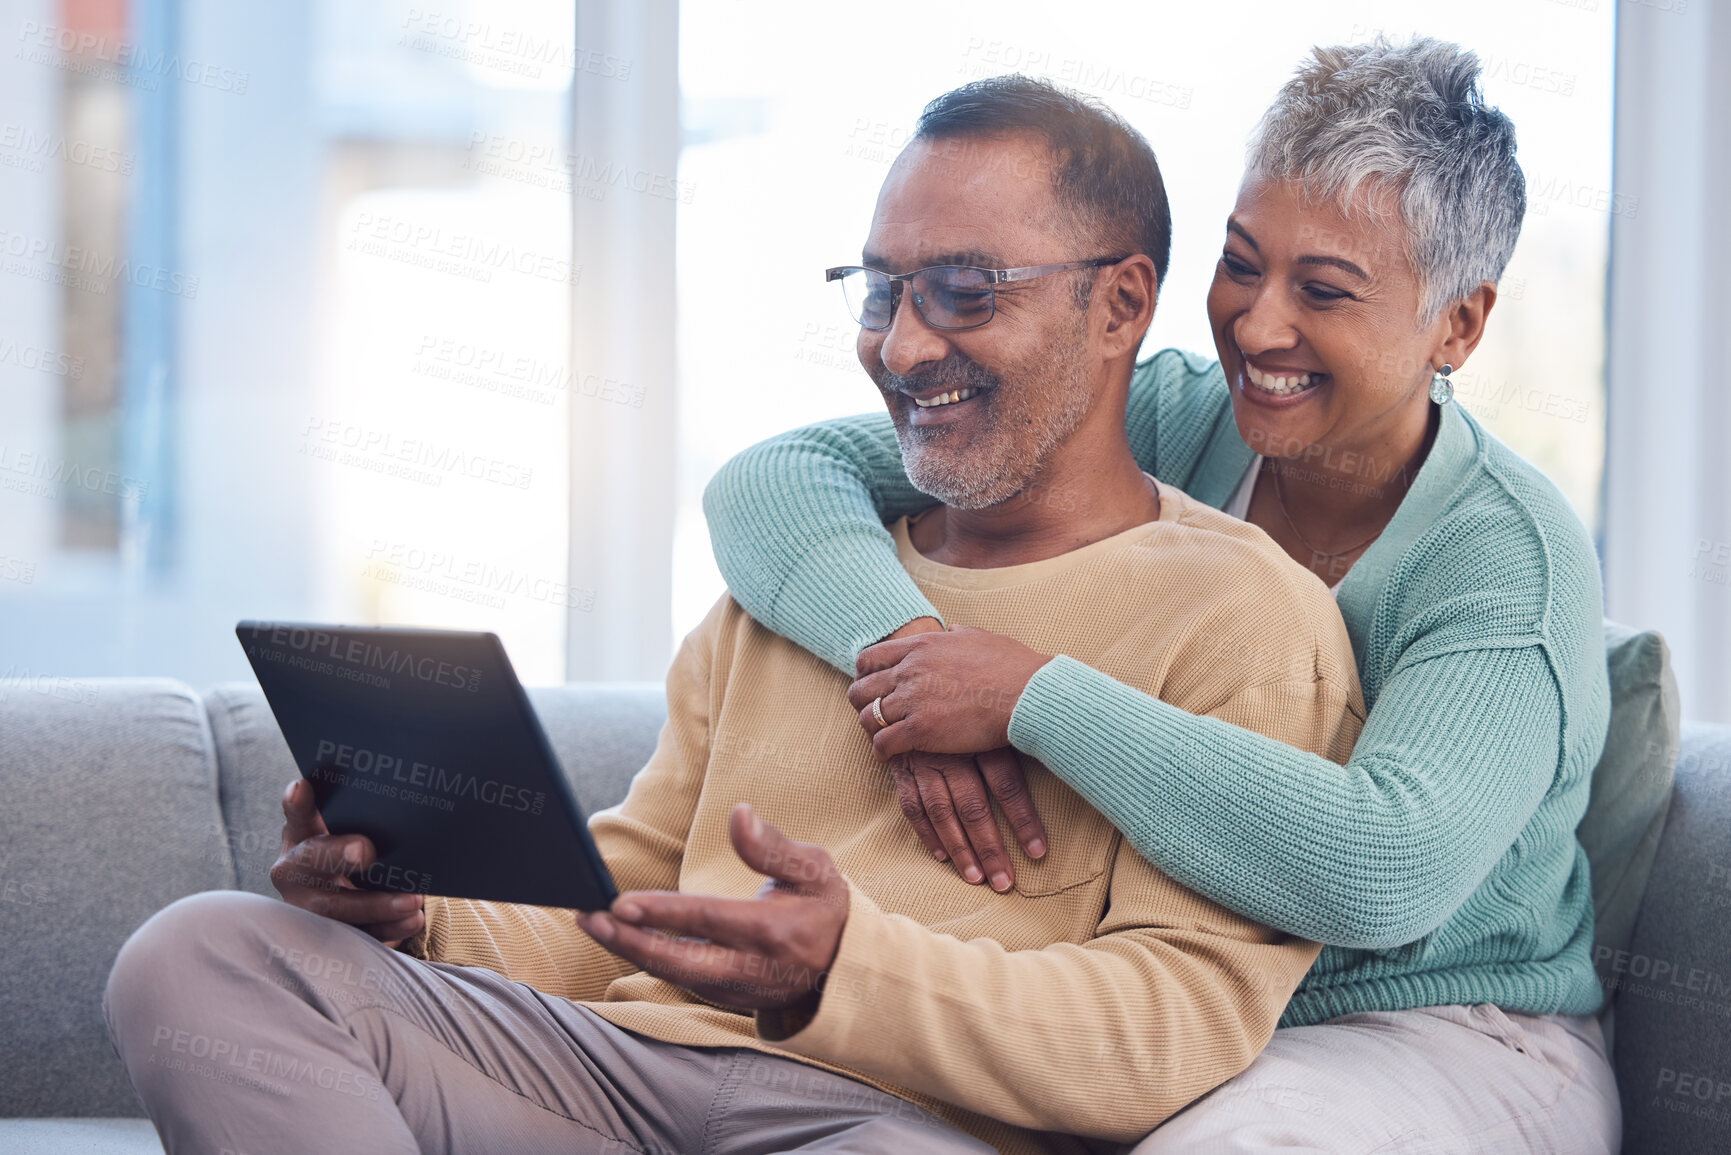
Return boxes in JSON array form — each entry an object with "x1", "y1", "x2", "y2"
[{"x1": 104, "y1": 77, "x2": 1362, "y2": 1155}]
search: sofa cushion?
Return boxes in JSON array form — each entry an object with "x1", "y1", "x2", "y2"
[
  {"x1": 522, "y1": 683, "x2": 667, "y2": 814},
  {"x1": 0, "y1": 1117, "x2": 163, "y2": 1153},
  {"x1": 1614, "y1": 723, "x2": 1731, "y2": 1155},
  {"x1": 204, "y1": 683, "x2": 305, "y2": 898},
  {"x1": 0, "y1": 678, "x2": 233, "y2": 1117},
  {"x1": 1580, "y1": 623, "x2": 1681, "y2": 1036}
]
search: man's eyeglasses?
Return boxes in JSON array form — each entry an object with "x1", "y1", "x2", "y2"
[{"x1": 824, "y1": 257, "x2": 1127, "y2": 331}]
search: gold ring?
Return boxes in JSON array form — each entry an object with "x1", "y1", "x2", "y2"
[{"x1": 870, "y1": 697, "x2": 888, "y2": 728}]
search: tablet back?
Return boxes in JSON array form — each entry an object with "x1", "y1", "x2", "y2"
[{"x1": 236, "y1": 621, "x2": 618, "y2": 910}]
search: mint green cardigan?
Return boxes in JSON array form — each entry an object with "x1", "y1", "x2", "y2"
[{"x1": 703, "y1": 348, "x2": 1609, "y2": 1025}]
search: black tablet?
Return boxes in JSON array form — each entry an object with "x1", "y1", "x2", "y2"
[{"x1": 236, "y1": 621, "x2": 619, "y2": 911}]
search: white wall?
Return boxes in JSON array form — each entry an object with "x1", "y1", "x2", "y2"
[
  {"x1": 0, "y1": 0, "x2": 59, "y2": 629},
  {"x1": 1604, "y1": 0, "x2": 1731, "y2": 722}
]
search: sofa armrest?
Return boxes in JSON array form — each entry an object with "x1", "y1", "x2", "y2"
[
  {"x1": 1613, "y1": 723, "x2": 1731, "y2": 1154},
  {"x1": 0, "y1": 679, "x2": 233, "y2": 1117}
]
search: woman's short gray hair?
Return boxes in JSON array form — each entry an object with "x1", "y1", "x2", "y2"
[{"x1": 1247, "y1": 35, "x2": 1525, "y2": 324}]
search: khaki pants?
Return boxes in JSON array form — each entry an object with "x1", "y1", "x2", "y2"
[
  {"x1": 103, "y1": 891, "x2": 994, "y2": 1155},
  {"x1": 1128, "y1": 1003, "x2": 1620, "y2": 1154}
]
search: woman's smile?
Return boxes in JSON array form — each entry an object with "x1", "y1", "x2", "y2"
[{"x1": 1236, "y1": 350, "x2": 1331, "y2": 407}]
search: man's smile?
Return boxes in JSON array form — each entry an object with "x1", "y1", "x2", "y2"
[
  {"x1": 904, "y1": 384, "x2": 990, "y2": 426},
  {"x1": 913, "y1": 386, "x2": 982, "y2": 408}
]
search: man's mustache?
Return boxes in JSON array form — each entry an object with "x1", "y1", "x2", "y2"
[{"x1": 876, "y1": 356, "x2": 1000, "y2": 398}]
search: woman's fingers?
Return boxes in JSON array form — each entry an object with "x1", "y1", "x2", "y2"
[
  {"x1": 854, "y1": 634, "x2": 924, "y2": 678},
  {"x1": 884, "y1": 750, "x2": 1033, "y2": 890},
  {"x1": 862, "y1": 684, "x2": 921, "y2": 754},
  {"x1": 906, "y1": 753, "x2": 1019, "y2": 891},
  {"x1": 847, "y1": 667, "x2": 900, "y2": 712},
  {"x1": 891, "y1": 756, "x2": 950, "y2": 862},
  {"x1": 976, "y1": 747, "x2": 1047, "y2": 860},
  {"x1": 870, "y1": 717, "x2": 919, "y2": 759},
  {"x1": 943, "y1": 756, "x2": 1016, "y2": 891},
  {"x1": 856, "y1": 686, "x2": 906, "y2": 740},
  {"x1": 911, "y1": 759, "x2": 982, "y2": 884}
]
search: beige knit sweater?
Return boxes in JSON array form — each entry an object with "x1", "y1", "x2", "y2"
[{"x1": 405, "y1": 483, "x2": 1365, "y2": 1153}]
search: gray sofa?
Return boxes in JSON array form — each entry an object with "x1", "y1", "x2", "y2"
[{"x1": 2, "y1": 678, "x2": 1728, "y2": 1153}]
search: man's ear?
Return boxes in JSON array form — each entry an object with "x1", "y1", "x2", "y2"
[{"x1": 1099, "y1": 254, "x2": 1157, "y2": 361}]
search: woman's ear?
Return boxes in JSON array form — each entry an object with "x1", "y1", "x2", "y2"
[
  {"x1": 1434, "y1": 282, "x2": 1498, "y2": 372},
  {"x1": 1099, "y1": 254, "x2": 1158, "y2": 360}
]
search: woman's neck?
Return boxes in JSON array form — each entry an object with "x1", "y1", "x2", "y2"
[{"x1": 1250, "y1": 402, "x2": 1440, "y2": 580}]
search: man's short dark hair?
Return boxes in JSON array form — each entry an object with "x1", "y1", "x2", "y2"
[{"x1": 912, "y1": 75, "x2": 1173, "y2": 290}]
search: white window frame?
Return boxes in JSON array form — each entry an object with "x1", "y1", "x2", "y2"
[
  {"x1": 1604, "y1": 0, "x2": 1731, "y2": 722},
  {"x1": 564, "y1": 0, "x2": 680, "y2": 680}
]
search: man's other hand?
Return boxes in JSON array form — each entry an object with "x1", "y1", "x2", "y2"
[
  {"x1": 576, "y1": 804, "x2": 848, "y2": 1014},
  {"x1": 270, "y1": 778, "x2": 425, "y2": 948}
]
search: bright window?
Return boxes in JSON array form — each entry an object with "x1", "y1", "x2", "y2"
[{"x1": 0, "y1": 0, "x2": 578, "y2": 686}]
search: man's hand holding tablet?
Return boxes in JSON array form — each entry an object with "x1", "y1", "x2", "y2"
[{"x1": 271, "y1": 777, "x2": 425, "y2": 948}]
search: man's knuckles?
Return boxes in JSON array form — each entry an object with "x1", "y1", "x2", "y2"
[{"x1": 269, "y1": 855, "x2": 329, "y2": 889}]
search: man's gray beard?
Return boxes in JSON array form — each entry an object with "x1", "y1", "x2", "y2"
[{"x1": 891, "y1": 328, "x2": 1094, "y2": 511}]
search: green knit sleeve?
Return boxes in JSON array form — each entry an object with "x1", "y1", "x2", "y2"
[
  {"x1": 702, "y1": 412, "x2": 941, "y2": 674},
  {"x1": 1007, "y1": 643, "x2": 1567, "y2": 949}
]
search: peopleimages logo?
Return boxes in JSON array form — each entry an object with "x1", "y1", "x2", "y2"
[
  {"x1": 242, "y1": 625, "x2": 483, "y2": 694},
  {"x1": 312, "y1": 738, "x2": 547, "y2": 817},
  {"x1": 398, "y1": 9, "x2": 631, "y2": 82},
  {"x1": 15, "y1": 21, "x2": 251, "y2": 94},
  {"x1": 301, "y1": 418, "x2": 535, "y2": 491},
  {"x1": 147, "y1": 1028, "x2": 382, "y2": 1101},
  {"x1": 0, "y1": 336, "x2": 83, "y2": 378},
  {"x1": 0, "y1": 123, "x2": 134, "y2": 175},
  {"x1": 0, "y1": 227, "x2": 200, "y2": 297},
  {"x1": 0, "y1": 444, "x2": 148, "y2": 501},
  {"x1": 345, "y1": 212, "x2": 579, "y2": 287}
]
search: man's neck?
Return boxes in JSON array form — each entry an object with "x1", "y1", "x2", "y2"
[{"x1": 908, "y1": 438, "x2": 1162, "y2": 569}]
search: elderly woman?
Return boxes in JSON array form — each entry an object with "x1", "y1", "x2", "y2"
[{"x1": 703, "y1": 37, "x2": 1618, "y2": 1153}]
